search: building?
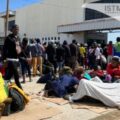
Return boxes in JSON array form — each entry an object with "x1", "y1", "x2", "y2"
[
  {"x1": 0, "y1": 18, "x2": 4, "y2": 45},
  {"x1": 0, "y1": 0, "x2": 120, "y2": 45},
  {"x1": 58, "y1": 0, "x2": 120, "y2": 45}
]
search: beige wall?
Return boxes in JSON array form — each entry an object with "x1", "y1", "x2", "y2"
[{"x1": 15, "y1": 0, "x2": 85, "y2": 42}]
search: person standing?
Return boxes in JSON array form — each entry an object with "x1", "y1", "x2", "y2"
[
  {"x1": 19, "y1": 38, "x2": 32, "y2": 83},
  {"x1": 114, "y1": 37, "x2": 120, "y2": 57},
  {"x1": 46, "y1": 42, "x2": 57, "y2": 74},
  {"x1": 69, "y1": 40, "x2": 78, "y2": 69},
  {"x1": 36, "y1": 39, "x2": 44, "y2": 76},
  {"x1": 30, "y1": 39, "x2": 38, "y2": 76},
  {"x1": 94, "y1": 43, "x2": 101, "y2": 66},
  {"x1": 62, "y1": 40, "x2": 71, "y2": 67},
  {"x1": 2, "y1": 24, "x2": 22, "y2": 89},
  {"x1": 107, "y1": 41, "x2": 114, "y2": 63},
  {"x1": 56, "y1": 43, "x2": 65, "y2": 71},
  {"x1": 79, "y1": 43, "x2": 86, "y2": 66},
  {"x1": 88, "y1": 45, "x2": 96, "y2": 69}
]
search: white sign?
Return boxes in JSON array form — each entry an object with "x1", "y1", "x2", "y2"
[{"x1": 82, "y1": 3, "x2": 120, "y2": 21}]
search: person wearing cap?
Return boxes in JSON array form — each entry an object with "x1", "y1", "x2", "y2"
[
  {"x1": 107, "y1": 56, "x2": 120, "y2": 82},
  {"x1": 2, "y1": 24, "x2": 22, "y2": 89}
]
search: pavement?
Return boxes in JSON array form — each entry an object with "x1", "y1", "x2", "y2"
[{"x1": 5, "y1": 76, "x2": 120, "y2": 120}]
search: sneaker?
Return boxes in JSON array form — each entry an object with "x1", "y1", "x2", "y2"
[
  {"x1": 64, "y1": 95, "x2": 73, "y2": 103},
  {"x1": 64, "y1": 95, "x2": 70, "y2": 100}
]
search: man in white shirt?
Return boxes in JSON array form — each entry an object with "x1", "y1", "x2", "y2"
[{"x1": 94, "y1": 43, "x2": 101, "y2": 66}]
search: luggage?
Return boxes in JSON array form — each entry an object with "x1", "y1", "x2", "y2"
[
  {"x1": 8, "y1": 83, "x2": 30, "y2": 113},
  {"x1": 9, "y1": 83, "x2": 30, "y2": 104},
  {"x1": 9, "y1": 88, "x2": 25, "y2": 112}
]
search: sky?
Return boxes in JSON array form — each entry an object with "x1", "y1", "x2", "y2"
[
  {"x1": 0, "y1": 0, "x2": 42, "y2": 12},
  {"x1": 0, "y1": 0, "x2": 119, "y2": 43},
  {"x1": 108, "y1": 32, "x2": 120, "y2": 43}
]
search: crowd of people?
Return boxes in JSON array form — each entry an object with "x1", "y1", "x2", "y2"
[
  {"x1": 0, "y1": 24, "x2": 120, "y2": 89},
  {"x1": 0, "y1": 24, "x2": 120, "y2": 116}
]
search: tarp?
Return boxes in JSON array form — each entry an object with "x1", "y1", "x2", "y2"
[{"x1": 71, "y1": 78, "x2": 120, "y2": 108}]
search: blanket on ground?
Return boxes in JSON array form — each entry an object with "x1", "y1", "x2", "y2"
[{"x1": 71, "y1": 79, "x2": 120, "y2": 108}]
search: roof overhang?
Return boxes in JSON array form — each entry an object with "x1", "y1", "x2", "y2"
[
  {"x1": 0, "y1": 10, "x2": 16, "y2": 18},
  {"x1": 85, "y1": 0, "x2": 100, "y2": 3},
  {"x1": 57, "y1": 17, "x2": 120, "y2": 34}
]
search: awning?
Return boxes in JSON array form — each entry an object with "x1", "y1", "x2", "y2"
[
  {"x1": 57, "y1": 17, "x2": 120, "y2": 33},
  {"x1": 0, "y1": 11, "x2": 16, "y2": 18}
]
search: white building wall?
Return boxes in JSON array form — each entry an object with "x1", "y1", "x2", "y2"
[
  {"x1": 0, "y1": 18, "x2": 4, "y2": 36},
  {"x1": 15, "y1": 0, "x2": 85, "y2": 42},
  {"x1": 59, "y1": 32, "x2": 84, "y2": 44}
]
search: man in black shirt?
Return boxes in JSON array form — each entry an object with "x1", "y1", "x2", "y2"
[
  {"x1": 56, "y1": 43, "x2": 65, "y2": 71},
  {"x1": 2, "y1": 24, "x2": 22, "y2": 89},
  {"x1": 69, "y1": 40, "x2": 78, "y2": 69}
]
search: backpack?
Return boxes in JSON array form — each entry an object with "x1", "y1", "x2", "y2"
[{"x1": 9, "y1": 88, "x2": 25, "y2": 113}]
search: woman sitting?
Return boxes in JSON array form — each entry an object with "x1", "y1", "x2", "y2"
[{"x1": 107, "y1": 56, "x2": 120, "y2": 82}]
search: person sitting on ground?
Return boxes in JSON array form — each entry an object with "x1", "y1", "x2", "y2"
[
  {"x1": 43, "y1": 66, "x2": 79, "y2": 98},
  {"x1": 74, "y1": 66, "x2": 91, "y2": 81},
  {"x1": 89, "y1": 66, "x2": 104, "y2": 79},
  {"x1": 107, "y1": 56, "x2": 120, "y2": 82}
]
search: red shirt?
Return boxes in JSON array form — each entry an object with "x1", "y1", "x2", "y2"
[
  {"x1": 107, "y1": 63, "x2": 120, "y2": 77},
  {"x1": 107, "y1": 45, "x2": 113, "y2": 55},
  {"x1": 90, "y1": 70, "x2": 104, "y2": 77}
]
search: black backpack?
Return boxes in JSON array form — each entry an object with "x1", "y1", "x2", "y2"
[{"x1": 9, "y1": 88, "x2": 25, "y2": 113}]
